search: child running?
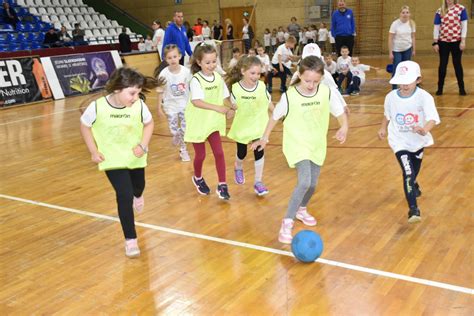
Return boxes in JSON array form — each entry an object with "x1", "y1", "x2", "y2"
[
  {"x1": 252, "y1": 56, "x2": 349, "y2": 243},
  {"x1": 80, "y1": 67, "x2": 161, "y2": 258},
  {"x1": 155, "y1": 44, "x2": 192, "y2": 161},
  {"x1": 378, "y1": 61, "x2": 440, "y2": 223},
  {"x1": 184, "y1": 44, "x2": 236, "y2": 200},
  {"x1": 226, "y1": 56, "x2": 274, "y2": 196}
]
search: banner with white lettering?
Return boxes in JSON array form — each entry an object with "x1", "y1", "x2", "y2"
[
  {"x1": 0, "y1": 57, "x2": 52, "y2": 107},
  {"x1": 49, "y1": 52, "x2": 117, "y2": 97}
]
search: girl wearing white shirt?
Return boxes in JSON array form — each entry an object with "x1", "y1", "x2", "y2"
[
  {"x1": 263, "y1": 28, "x2": 271, "y2": 54},
  {"x1": 201, "y1": 20, "x2": 211, "y2": 40},
  {"x1": 378, "y1": 61, "x2": 440, "y2": 223},
  {"x1": 388, "y1": 5, "x2": 416, "y2": 89},
  {"x1": 318, "y1": 22, "x2": 329, "y2": 52}
]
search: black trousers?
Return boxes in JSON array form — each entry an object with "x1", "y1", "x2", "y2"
[
  {"x1": 437, "y1": 41, "x2": 464, "y2": 91},
  {"x1": 395, "y1": 149, "x2": 423, "y2": 209},
  {"x1": 105, "y1": 168, "x2": 145, "y2": 239},
  {"x1": 335, "y1": 35, "x2": 354, "y2": 56},
  {"x1": 236, "y1": 142, "x2": 264, "y2": 161}
]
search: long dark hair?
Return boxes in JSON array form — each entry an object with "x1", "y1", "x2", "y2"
[
  {"x1": 190, "y1": 44, "x2": 217, "y2": 74},
  {"x1": 291, "y1": 56, "x2": 325, "y2": 86}
]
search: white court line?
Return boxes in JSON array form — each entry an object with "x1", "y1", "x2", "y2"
[
  {"x1": 0, "y1": 108, "x2": 80, "y2": 126},
  {"x1": 1, "y1": 193, "x2": 473, "y2": 296}
]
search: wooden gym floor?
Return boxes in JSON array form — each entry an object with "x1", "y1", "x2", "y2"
[{"x1": 0, "y1": 55, "x2": 473, "y2": 314}]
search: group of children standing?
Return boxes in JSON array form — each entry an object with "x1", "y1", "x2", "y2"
[{"x1": 80, "y1": 41, "x2": 440, "y2": 258}]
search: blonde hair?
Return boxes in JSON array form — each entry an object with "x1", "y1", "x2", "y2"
[
  {"x1": 400, "y1": 5, "x2": 416, "y2": 29},
  {"x1": 441, "y1": 0, "x2": 458, "y2": 16},
  {"x1": 224, "y1": 18, "x2": 232, "y2": 25}
]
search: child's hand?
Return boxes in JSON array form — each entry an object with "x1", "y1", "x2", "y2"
[
  {"x1": 133, "y1": 145, "x2": 146, "y2": 158},
  {"x1": 378, "y1": 128, "x2": 387, "y2": 139},
  {"x1": 412, "y1": 126, "x2": 427, "y2": 136},
  {"x1": 230, "y1": 103, "x2": 238, "y2": 110},
  {"x1": 91, "y1": 152, "x2": 105, "y2": 164},
  {"x1": 334, "y1": 126, "x2": 348, "y2": 144},
  {"x1": 157, "y1": 109, "x2": 166, "y2": 118},
  {"x1": 344, "y1": 106, "x2": 351, "y2": 115},
  {"x1": 250, "y1": 139, "x2": 267, "y2": 151},
  {"x1": 226, "y1": 109, "x2": 235, "y2": 119}
]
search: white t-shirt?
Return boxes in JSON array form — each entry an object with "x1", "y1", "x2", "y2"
[
  {"x1": 157, "y1": 65, "x2": 192, "y2": 114},
  {"x1": 336, "y1": 56, "x2": 352, "y2": 73},
  {"x1": 190, "y1": 72, "x2": 230, "y2": 100},
  {"x1": 349, "y1": 64, "x2": 371, "y2": 85},
  {"x1": 273, "y1": 83, "x2": 345, "y2": 120},
  {"x1": 272, "y1": 43, "x2": 293, "y2": 68},
  {"x1": 384, "y1": 88, "x2": 440, "y2": 153},
  {"x1": 329, "y1": 31, "x2": 335, "y2": 44},
  {"x1": 271, "y1": 35, "x2": 277, "y2": 45},
  {"x1": 305, "y1": 31, "x2": 314, "y2": 41},
  {"x1": 242, "y1": 25, "x2": 249, "y2": 40},
  {"x1": 389, "y1": 19, "x2": 415, "y2": 52},
  {"x1": 301, "y1": 32, "x2": 308, "y2": 44},
  {"x1": 318, "y1": 28, "x2": 329, "y2": 41},
  {"x1": 144, "y1": 39, "x2": 153, "y2": 51},
  {"x1": 263, "y1": 33, "x2": 271, "y2": 46},
  {"x1": 80, "y1": 96, "x2": 152, "y2": 127},
  {"x1": 152, "y1": 28, "x2": 165, "y2": 46},
  {"x1": 277, "y1": 31, "x2": 285, "y2": 42},
  {"x1": 228, "y1": 57, "x2": 239, "y2": 69},
  {"x1": 257, "y1": 54, "x2": 271, "y2": 73},
  {"x1": 202, "y1": 26, "x2": 211, "y2": 39},
  {"x1": 284, "y1": 32, "x2": 290, "y2": 41},
  {"x1": 325, "y1": 60, "x2": 337, "y2": 74},
  {"x1": 138, "y1": 42, "x2": 146, "y2": 52}
]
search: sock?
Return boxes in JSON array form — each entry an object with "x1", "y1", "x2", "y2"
[
  {"x1": 254, "y1": 157, "x2": 264, "y2": 183},
  {"x1": 235, "y1": 155, "x2": 244, "y2": 170}
]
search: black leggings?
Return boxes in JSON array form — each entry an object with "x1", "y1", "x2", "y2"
[
  {"x1": 395, "y1": 149, "x2": 423, "y2": 209},
  {"x1": 236, "y1": 142, "x2": 264, "y2": 161},
  {"x1": 105, "y1": 168, "x2": 145, "y2": 239},
  {"x1": 437, "y1": 41, "x2": 464, "y2": 91}
]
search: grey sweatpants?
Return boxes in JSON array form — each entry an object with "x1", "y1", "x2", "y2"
[{"x1": 285, "y1": 160, "x2": 321, "y2": 219}]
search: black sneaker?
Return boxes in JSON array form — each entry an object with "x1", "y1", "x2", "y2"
[
  {"x1": 216, "y1": 184, "x2": 230, "y2": 200},
  {"x1": 192, "y1": 176, "x2": 210, "y2": 195},
  {"x1": 459, "y1": 89, "x2": 467, "y2": 96},
  {"x1": 435, "y1": 90, "x2": 443, "y2": 96},
  {"x1": 415, "y1": 183, "x2": 422, "y2": 198},
  {"x1": 408, "y1": 207, "x2": 421, "y2": 223}
]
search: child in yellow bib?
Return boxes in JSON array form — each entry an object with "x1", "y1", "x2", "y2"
[
  {"x1": 80, "y1": 67, "x2": 162, "y2": 258},
  {"x1": 184, "y1": 44, "x2": 236, "y2": 200},
  {"x1": 252, "y1": 56, "x2": 349, "y2": 244},
  {"x1": 226, "y1": 56, "x2": 274, "y2": 196}
]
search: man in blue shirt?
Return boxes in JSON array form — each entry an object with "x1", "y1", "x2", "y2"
[
  {"x1": 162, "y1": 11, "x2": 193, "y2": 65},
  {"x1": 331, "y1": 0, "x2": 356, "y2": 56}
]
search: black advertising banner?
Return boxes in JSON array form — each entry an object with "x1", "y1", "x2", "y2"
[
  {"x1": 50, "y1": 52, "x2": 117, "y2": 97},
  {"x1": 0, "y1": 57, "x2": 52, "y2": 107}
]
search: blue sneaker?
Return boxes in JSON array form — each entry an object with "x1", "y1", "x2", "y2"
[
  {"x1": 192, "y1": 176, "x2": 210, "y2": 195},
  {"x1": 216, "y1": 184, "x2": 230, "y2": 200},
  {"x1": 254, "y1": 182, "x2": 269, "y2": 196},
  {"x1": 234, "y1": 169, "x2": 245, "y2": 184}
]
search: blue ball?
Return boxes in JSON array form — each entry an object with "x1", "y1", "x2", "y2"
[{"x1": 291, "y1": 230, "x2": 323, "y2": 263}]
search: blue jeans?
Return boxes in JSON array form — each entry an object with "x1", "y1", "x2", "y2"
[{"x1": 392, "y1": 47, "x2": 412, "y2": 89}]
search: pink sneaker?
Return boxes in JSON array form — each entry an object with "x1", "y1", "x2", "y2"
[
  {"x1": 278, "y1": 218, "x2": 294, "y2": 244},
  {"x1": 125, "y1": 239, "x2": 140, "y2": 258},
  {"x1": 133, "y1": 196, "x2": 144, "y2": 213},
  {"x1": 296, "y1": 207, "x2": 317, "y2": 226}
]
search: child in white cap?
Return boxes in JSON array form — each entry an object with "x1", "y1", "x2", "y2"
[{"x1": 378, "y1": 61, "x2": 440, "y2": 223}]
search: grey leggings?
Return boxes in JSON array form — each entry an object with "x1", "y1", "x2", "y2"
[{"x1": 285, "y1": 160, "x2": 321, "y2": 219}]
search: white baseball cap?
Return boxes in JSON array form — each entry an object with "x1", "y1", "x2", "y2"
[
  {"x1": 389, "y1": 61, "x2": 421, "y2": 85},
  {"x1": 302, "y1": 43, "x2": 322, "y2": 59}
]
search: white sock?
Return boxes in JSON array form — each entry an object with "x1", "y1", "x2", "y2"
[
  {"x1": 235, "y1": 155, "x2": 244, "y2": 170},
  {"x1": 254, "y1": 157, "x2": 265, "y2": 183}
]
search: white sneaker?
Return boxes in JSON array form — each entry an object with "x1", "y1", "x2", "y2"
[
  {"x1": 180, "y1": 150, "x2": 191, "y2": 162},
  {"x1": 125, "y1": 239, "x2": 140, "y2": 258},
  {"x1": 296, "y1": 207, "x2": 317, "y2": 226},
  {"x1": 278, "y1": 218, "x2": 294, "y2": 244}
]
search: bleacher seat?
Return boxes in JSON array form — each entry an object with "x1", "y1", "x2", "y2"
[
  {"x1": 92, "y1": 14, "x2": 100, "y2": 22},
  {"x1": 37, "y1": 7, "x2": 46, "y2": 15},
  {"x1": 35, "y1": 0, "x2": 45, "y2": 7},
  {"x1": 46, "y1": 7, "x2": 55, "y2": 15},
  {"x1": 41, "y1": 15, "x2": 50, "y2": 23},
  {"x1": 17, "y1": 0, "x2": 27, "y2": 6},
  {"x1": 64, "y1": 7, "x2": 72, "y2": 14},
  {"x1": 59, "y1": 15, "x2": 68, "y2": 23},
  {"x1": 80, "y1": 7, "x2": 88, "y2": 14},
  {"x1": 28, "y1": 7, "x2": 38, "y2": 15},
  {"x1": 72, "y1": 7, "x2": 80, "y2": 14},
  {"x1": 79, "y1": 20, "x2": 87, "y2": 30},
  {"x1": 103, "y1": 20, "x2": 112, "y2": 28},
  {"x1": 67, "y1": 15, "x2": 75, "y2": 23},
  {"x1": 84, "y1": 29, "x2": 93, "y2": 39},
  {"x1": 87, "y1": 7, "x2": 95, "y2": 14},
  {"x1": 53, "y1": 21, "x2": 61, "y2": 30},
  {"x1": 95, "y1": 20, "x2": 105, "y2": 28},
  {"x1": 87, "y1": 20, "x2": 96, "y2": 29},
  {"x1": 50, "y1": 15, "x2": 59, "y2": 23},
  {"x1": 108, "y1": 28, "x2": 117, "y2": 36},
  {"x1": 92, "y1": 29, "x2": 101, "y2": 37},
  {"x1": 75, "y1": 14, "x2": 84, "y2": 22},
  {"x1": 111, "y1": 20, "x2": 119, "y2": 27},
  {"x1": 52, "y1": 0, "x2": 60, "y2": 6}
]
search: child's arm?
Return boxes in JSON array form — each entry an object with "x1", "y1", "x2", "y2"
[
  {"x1": 133, "y1": 119, "x2": 154, "y2": 157},
  {"x1": 388, "y1": 33, "x2": 394, "y2": 61},
  {"x1": 378, "y1": 117, "x2": 389, "y2": 139},
  {"x1": 334, "y1": 112, "x2": 349, "y2": 144},
  {"x1": 80, "y1": 123, "x2": 105, "y2": 163},
  {"x1": 268, "y1": 101, "x2": 275, "y2": 112},
  {"x1": 412, "y1": 120, "x2": 435, "y2": 136},
  {"x1": 250, "y1": 117, "x2": 279, "y2": 151},
  {"x1": 156, "y1": 90, "x2": 165, "y2": 117}
]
